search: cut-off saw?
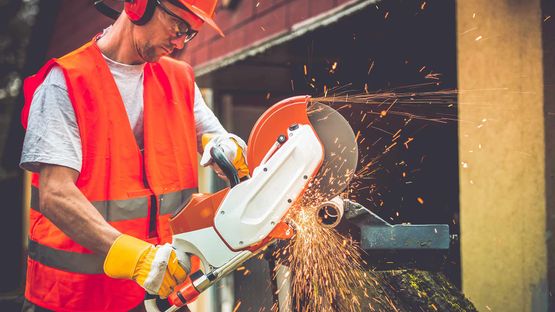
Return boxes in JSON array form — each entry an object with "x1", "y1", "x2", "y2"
[
  {"x1": 144, "y1": 95, "x2": 358, "y2": 311},
  {"x1": 145, "y1": 95, "x2": 452, "y2": 311}
]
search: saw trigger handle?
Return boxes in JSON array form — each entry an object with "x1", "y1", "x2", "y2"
[
  {"x1": 168, "y1": 279, "x2": 200, "y2": 309},
  {"x1": 143, "y1": 293, "x2": 191, "y2": 312},
  {"x1": 210, "y1": 145, "x2": 240, "y2": 187}
]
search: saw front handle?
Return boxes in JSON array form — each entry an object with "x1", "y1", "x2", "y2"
[
  {"x1": 210, "y1": 144, "x2": 240, "y2": 187},
  {"x1": 163, "y1": 248, "x2": 269, "y2": 311}
]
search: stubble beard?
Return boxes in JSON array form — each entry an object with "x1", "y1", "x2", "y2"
[{"x1": 135, "y1": 39, "x2": 160, "y2": 63}]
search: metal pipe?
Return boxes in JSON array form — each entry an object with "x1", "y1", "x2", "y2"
[{"x1": 315, "y1": 196, "x2": 344, "y2": 228}]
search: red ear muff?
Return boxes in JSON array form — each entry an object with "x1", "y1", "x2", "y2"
[{"x1": 124, "y1": 0, "x2": 157, "y2": 25}]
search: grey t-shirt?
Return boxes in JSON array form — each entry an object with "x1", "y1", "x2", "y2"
[{"x1": 20, "y1": 55, "x2": 226, "y2": 173}]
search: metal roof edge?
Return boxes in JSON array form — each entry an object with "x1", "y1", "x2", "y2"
[{"x1": 194, "y1": 0, "x2": 378, "y2": 77}]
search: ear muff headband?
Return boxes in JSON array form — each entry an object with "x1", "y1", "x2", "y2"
[
  {"x1": 94, "y1": 0, "x2": 157, "y2": 25},
  {"x1": 125, "y1": 0, "x2": 157, "y2": 25}
]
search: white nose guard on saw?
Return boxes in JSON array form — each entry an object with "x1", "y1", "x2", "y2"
[
  {"x1": 148, "y1": 96, "x2": 358, "y2": 311},
  {"x1": 214, "y1": 122, "x2": 323, "y2": 249}
]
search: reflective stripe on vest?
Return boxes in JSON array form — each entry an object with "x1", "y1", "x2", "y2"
[
  {"x1": 160, "y1": 188, "x2": 197, "y2": 216},
  {"x1": 28, "y1": 239, "x2": 104, "y2": 274},
  {"x1": 27, "y1": 187, "x2": 196, "y2": 275},
  {"x1": 30, "y1": 186, "x2": 196, "y2": 221}
]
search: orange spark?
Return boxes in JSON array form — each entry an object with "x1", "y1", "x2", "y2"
[
  {"x1": 232, "y1": 301, "x2": 242, "y2": 312},
  {"x1": 368, "y1": 60, "x2": 375, "y2": 75},
  {"x1": 404, "y1": 137, "x2": 414, "y2": 149},
  {"x1": 392, "y1": 129, "x2": 402, "y2": 140},
  {"x1": 355, "y1": 130, "x2": 361, "y2": 142},
  {"x1": 425, "y1": 72, "x2": 441, "y2": 80},
  {"x1": 383, "y1": 142, "x2": 398, "y2": 154}
]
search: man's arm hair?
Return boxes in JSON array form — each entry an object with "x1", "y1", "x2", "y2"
[{"x1": 38, "y1": 164, "x2": 121, "y2": 255}]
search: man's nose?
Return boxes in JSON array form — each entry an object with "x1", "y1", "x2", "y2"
[{"x1": 170, "y1": 37, "x2": 186, "y2": 50}]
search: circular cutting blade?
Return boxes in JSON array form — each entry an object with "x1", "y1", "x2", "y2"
[{"x1": 305, "y1": 102, "x2": 358, "y2": 202}]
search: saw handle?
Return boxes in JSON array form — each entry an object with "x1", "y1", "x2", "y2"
[
  {"x1": 210, "y1": 145, "x2": 240, "y2": 187},
  {"x1": 144, "y1": 293, "x2": 190, "y2": 312}
]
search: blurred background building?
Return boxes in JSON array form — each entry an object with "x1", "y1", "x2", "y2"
[{"x1": 0, "y1": 0, "x2": 553, "y2": 311}]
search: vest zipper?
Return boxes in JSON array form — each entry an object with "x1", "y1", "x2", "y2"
[
  {"x1": 148, "y1": 195, "x2": 158, "y2": 238},
  {"x1": 141, "y1": 150, "x2": 158, "y2": 239}
]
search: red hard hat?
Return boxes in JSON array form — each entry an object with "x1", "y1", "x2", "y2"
[{"x1": 169, "y1": 0, "x2": 224, "y2": 37}]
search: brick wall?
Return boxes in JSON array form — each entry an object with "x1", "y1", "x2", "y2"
[
  {"x1": 46, "y1": 0, "x2": 354, "y2": 67},
  {"x1": 45, "y1": 1, "x2": 117, "y2": 59},
  {"x1": 182, "y1": 0, "x2": 354, "y2": 66}
]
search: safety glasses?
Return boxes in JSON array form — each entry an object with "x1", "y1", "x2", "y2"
[{"x1": 156, "y1": 0, "x2": 198, "y2": 43}]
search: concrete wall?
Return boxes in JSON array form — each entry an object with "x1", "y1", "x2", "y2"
[
  {"x1": 457, "y1": 1, "x2": 548, "y2": 311},
  {"x1": 542, "y1": 0, "x2": 555, "y2": 309}
]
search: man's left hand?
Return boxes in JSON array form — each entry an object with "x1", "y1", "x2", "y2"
[{"x1": 200, "y1": 133, "x2": 249, "y2": 179}]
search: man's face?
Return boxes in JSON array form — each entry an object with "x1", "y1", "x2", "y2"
[{"x1": 133, "y1": 0, "x2": 203, "y2": 62}]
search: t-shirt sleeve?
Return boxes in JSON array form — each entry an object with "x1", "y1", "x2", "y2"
[
  {"x1": 193, "y1": 83, "x2": 227, "y2": 152},
  {"x1": 20, "y1": 66, "x2": 83, "y2": 173}
]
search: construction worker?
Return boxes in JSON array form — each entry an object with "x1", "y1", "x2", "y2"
[{"x1": 19, "y1": 0, "x2": 248, "y2": 311}]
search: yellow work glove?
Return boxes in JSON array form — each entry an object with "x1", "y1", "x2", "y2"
[
  {"x1": 104, "y1": 234, "x2": 190, "y2": 298},
  {"x1": 200, "y1": 133, "x2": 249, "y2": 179}
]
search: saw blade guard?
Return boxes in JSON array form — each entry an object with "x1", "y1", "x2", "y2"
[
  {"x1": 214, "y1": 111, "x2": 324, "y2": 249},
  {"x1": 213, "y1": 96, "x2": 358, "y2": 250},
  {"x1": 247, "y1": 96, "x2": 359, "y2": 203},
  {"x1": 247, "y1": 96, "x2": 313, "y2": 171}
]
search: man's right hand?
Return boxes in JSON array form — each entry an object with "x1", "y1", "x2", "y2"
[{"x1": 103, "y1": 234, "x2": 191, "y2": 298}]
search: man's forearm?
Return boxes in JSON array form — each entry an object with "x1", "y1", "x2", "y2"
[{"x1": 39, "y1": 165, "x2": 121, "y2": 256}]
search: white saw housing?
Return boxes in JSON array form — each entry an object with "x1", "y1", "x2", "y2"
[{"x1": 214, "y1": 124, "x2": 323, "y2": 250}]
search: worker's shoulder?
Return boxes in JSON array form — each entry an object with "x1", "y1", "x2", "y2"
[
  {"x1": 41, "y1": 65, "x2": 66, "y2": 89},
  {"x1": 55, "y1": 41, "x2": 98, "y2": 70},
  {"x1": 58, "y1": 40, "x2": 93, "y2": 59}
]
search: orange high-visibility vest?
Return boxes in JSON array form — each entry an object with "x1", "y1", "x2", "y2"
[{"x1": 21, "y1": 40, "x2": 199, "y2": 311}]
